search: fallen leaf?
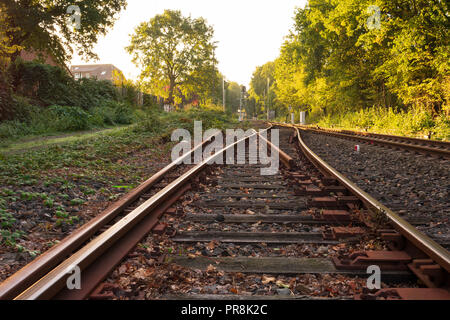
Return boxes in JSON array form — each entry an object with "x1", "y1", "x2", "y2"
[
  {"x1": 206, "y1": 264, "x2": 217, "y2": 272},
  {"x1": 262, "y1": 275, "x2": 276, "y2": 284},
  {"x1": 276, "y1": 280, "x2": 290, "y2": 288},
  {"x1": 229, "y1": 287, "x2": 239, "y2": 294},
  {"x1": 118, "y1": 264, "x2": 127, "y2": 275},
  {"x1": 207, "y1": 241, "x2": 216, "y2": 250}
]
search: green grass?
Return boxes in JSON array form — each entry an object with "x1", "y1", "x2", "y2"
[
  {"x1": 0, "y1": 108, "x2": 245, "y2": 187},
  {"x1": 0, "y1": 125, "x2": 131, "y2": 154},
  {"x1": 0, "y1": 102, "x2": 137, "y2": 149},
  {"x1": 0, "y1": 108, "x2": 241, "y2": 253},
  {"x1": 1, "y1": 60, "x2": 245, "y2": 253}
]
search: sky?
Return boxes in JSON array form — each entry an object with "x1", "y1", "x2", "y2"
[{"x1": 71, "y1": 0, "x2": 307, "y2": 87}]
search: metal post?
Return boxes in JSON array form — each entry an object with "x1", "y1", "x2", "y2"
[
  {"x1": 267, "y1": 78, "x2": 270, "y2": 120},
  {"x1": 222, "y1": 77, "x2": 226, "y2": 112}
]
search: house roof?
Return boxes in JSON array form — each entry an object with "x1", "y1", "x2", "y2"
[
  {"x1": 70, "y1": 64, "x2": 123, "y2": 74},
  {"x1": 69, "y1": 64, "x2": 125, "y2": 81}
]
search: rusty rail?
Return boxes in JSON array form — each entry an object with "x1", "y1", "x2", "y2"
[
  {"x1": 0, "y1": 135, "x2": 215, "y2": 300},
  {"x1": 4, "y1": 127, "x2": 274, "y2": 300},
  {"x1": 292, "y1": 127, "x2": 450, "y2": 273},
  {"x1": 293, "y1": 124, "x2": 450, "y2": 158},
  {"x1": 257, "y1": 132, "x2": 294, "y2": 169}
]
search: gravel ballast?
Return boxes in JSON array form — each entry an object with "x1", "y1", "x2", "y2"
[{"x1": 301, "y1": 131, "x2": 449, "y2": 243}]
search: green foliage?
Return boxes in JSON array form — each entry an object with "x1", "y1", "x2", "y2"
[
  {"x1": 135, "y1": 111, "x2": 164, "y2": 134},
  {"x1": 134, "y1": 106, "x2": 238, "y2": 136},
  {"x1": 315, "y1": 107, "x2": 450, "y2": 140},
  {"x1": 2, "y1": 0, "x2": 126, "y2": 65},
  {"x1": 43, "y1": 198, "x2": 54, "y2": 208},
  {"x1": 258, "y1": 0, "x2": 449, "y2": 130},
  {"x1": 0, "y1": 229, "x2": 24, "y2": 247},
  {"x1": 49, "y1": 105, "x2": 91, "y2": 131},
  {"x1": 77, "y1": 78, "x2": 119, "y2": 109},
  {"x1": 0, "y1": 60, "x2": 149, "y2": 143},
  {"x1": 0, "y1": 209, "x2": 15, "y2": 229},
  {"x1": 9, "y1": 60, "x2": 119, "y2": 110},
  {"x1": 113, "y1": 103, "x2": 135, "y2": 124},
  {"x1": 0, "y1": 105, "x2": 90, "y2": 140},
  {"x1": 0, "y1": 4, "x2": 19, "y2": 121},
  {"x1": 9, "y1": 59, "x2": 77, "y2": 106},
  {"x1": 225, "y1": 82, "x2": 242, "y2": 114},
  {"x1": 70, "y1": 198, "x2": 85, "y2": 206},
  {"x1": 0, "y1": 208, "x2": 24, "y2": 248},
  {"x1": 0, "y1": 70, "x2": 13, "y2": 121},
  {"x1": 127, "y1": 9, "x2": 217, "y2": 105}
]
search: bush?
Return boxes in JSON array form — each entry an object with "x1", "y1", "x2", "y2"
[
  {"x1": 77, "y1": 78, "x2": 119, "y2": 109},
  {"x1": 90, "y1": 106, "x2": 116, "y2": 126},
  {"x1": 8, "y1": 60, "x2": 120, "y2": 110},
  {"x1": 114, "y1": 103, "x2": 135, "y2": 124},
  {"x1": 134, "y1": 111, "x2": 164, "y2": 134},
  {"x1": 48, "y1": 106, "x2": 90, "y2": 131},
  {"x1": 9, "y1": 59, "x2": 77, "y2": 106},
  {"x1": 0, "y1": 69, "x2": 13, "y2": 121}
]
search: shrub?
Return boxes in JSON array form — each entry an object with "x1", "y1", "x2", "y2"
[
  {"x1": 77, "y1": 78, "x2": 118, "y2": 109},
  {"x1": 48, "y1": 105, "x2": 91, "y2": 131},
  {"x1": 9, "y1": 59, "x2": 77, "y2": 106},
  {"x1": 114, "y1": 103, "x2": 135, "y2": 124},
  {"x1": 8, "y1": 60, "x2": 120, "y2": 111},
  {"x1": 134, "y1": 112, "x2": 164, "y2": 133},
  {"x1": 90, "y1": 106, "x2": 116, "y2": 126},
  {"x1": 0, "y1": 69, "x2": 13, "y2": 121}
]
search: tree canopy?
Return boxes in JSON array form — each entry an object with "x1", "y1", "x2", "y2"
[
  {"x1": 2, "y1": 0, "x2": 127, "y2": 65},
  {"x1": 254, "y1": 0, "x2": 449, "y2": 120},
  {"x1": 127, "y1": 9, "x2": 217, "y2": 105}
]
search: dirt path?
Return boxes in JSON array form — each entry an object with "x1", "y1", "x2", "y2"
[{"x1": 0, "y1": 125, "x2": 132, "y2": 155}]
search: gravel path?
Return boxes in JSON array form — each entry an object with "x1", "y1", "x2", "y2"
[{"x1": 301, "y1": 131, "x2": 450, "y2": 243}]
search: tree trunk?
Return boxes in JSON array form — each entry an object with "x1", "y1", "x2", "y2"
[{"x1": 168, "y1": 78, "x2": 175, "y2": 105}]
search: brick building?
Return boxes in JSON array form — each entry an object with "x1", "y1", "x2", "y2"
[{"x1": 70, "y1": 64, "x2": 126, "y2": 85}]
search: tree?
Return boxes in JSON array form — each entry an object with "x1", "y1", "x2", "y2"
[
  {"x1": 184, "y1": 67, "x2": 222, "y2": 106},
  {"x1": 2, "y1": 0, "x2": 127, "y2": 65},
  {"x1": 0, "y1": 4, "x2": 19, "y2": 120},
  {"x1": 274, "y1": 37, "x2": 308, "y2": 110},
  {"x1": 225, "y1": 81, "x2": 242, "y2": 113},
  {"x1": 127, "y1": 9, "x2": 217, "y2": 105},
  {"x1": 0, "y1": 4, "x2": 21, "y2": 68}
]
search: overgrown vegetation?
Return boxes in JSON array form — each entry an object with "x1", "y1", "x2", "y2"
[
  {"x1": 314, "y1": 107, "x2": 450, "y2": 140},
  {"x1": 0, "y1": 60, "x2": 147, "y2": 147},
  {"x1": 248, "y1": 0, "x2": 449, "y2": 139},
  {"x1": 0, "y1": 108, "x2": 239, "y2": 251}
]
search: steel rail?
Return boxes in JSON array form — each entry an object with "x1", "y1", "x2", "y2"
[
  {"x1": 293, "y1": 127, "x2": 450, "y2": 273},
  {"x1": 296, "y1": 124, "x2": 450, "y2": 149},
  {"x1": 294, "y1": 124, "x2": 450, "y2": 158},
  {"x1": 342, "y1": 131, "x2": 450, "y2": 149},
  {"x1": 0, "y1": 136, "x2": 213, "y2": 300},
  {"x1": 257, "y1": 132, "x2": 294, "y2": 169},
  {"x1": 13, "y1": 127, "x2": 273, "y2": 300}
]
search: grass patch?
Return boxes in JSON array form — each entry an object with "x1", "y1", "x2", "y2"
[{"x1": 0, "y1": 108, "x2": 241, "y2": 253}]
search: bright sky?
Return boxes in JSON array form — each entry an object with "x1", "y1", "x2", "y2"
[{"x1": 71, "y1": 0, "x2": 306, "y2": 86}]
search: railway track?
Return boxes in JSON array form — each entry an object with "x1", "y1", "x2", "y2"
[
  {"x1": 284, "y1": 124, "x2": 450, "y2": 159},
  {"x1": 0, "y1": 125, "x2": 448, "y2": 300}
]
